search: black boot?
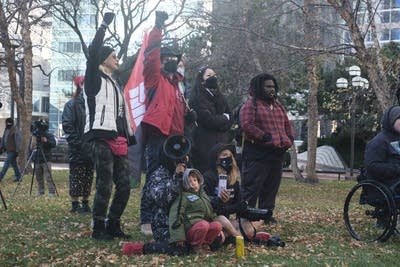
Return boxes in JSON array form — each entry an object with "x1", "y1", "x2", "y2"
[
  {"x1": 70, "y1": 201, "x2": 80, "y2": 213},
  {"x1": 92, "y1": 219, "x2": 113, "y2": 241},
  {"x1": 78, "y1": 200, "x2": 91, "y2": 213},
  {"x1": 106, "y1": 218, "x2": 131, "y2": 239}
]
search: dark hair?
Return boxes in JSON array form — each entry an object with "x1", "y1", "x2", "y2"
[
  {"x1": 189, "y1": 66, "x2": 210, "y2": 101},
  {"x1": 250, "y1": 73, "x2": 279, "y2": 99},
  {"x1": 5, "y1": 118, "x2": 13, "y2": 125}
]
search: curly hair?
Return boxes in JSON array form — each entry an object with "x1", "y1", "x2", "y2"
[{"x1": 249, "y1": 73, "x2": 279, "y2": 99}]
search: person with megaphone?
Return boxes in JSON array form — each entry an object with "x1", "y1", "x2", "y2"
[
  {"x1": 139, "y1": 10, "x2": 197, "y2": 236},
  {"x1": 141, "y1": 135, "x2": 191, "y2": 242}
]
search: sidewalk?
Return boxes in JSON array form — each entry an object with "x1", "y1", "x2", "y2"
[{"x1": 0, "y1": 161, "x2": 69, "y2": 170}]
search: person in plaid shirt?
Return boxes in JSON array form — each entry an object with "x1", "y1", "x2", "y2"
[{"x1": 239, "y1": 73, "x2": 294, "y2": 224}]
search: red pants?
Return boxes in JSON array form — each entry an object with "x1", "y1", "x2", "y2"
[{"x1": 186, "y1": 220, "x2": 222, "y2": 246}]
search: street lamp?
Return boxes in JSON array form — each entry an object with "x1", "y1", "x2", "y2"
[{"x1": 336, "y1": 65, "x2": 369, "y2": 179}]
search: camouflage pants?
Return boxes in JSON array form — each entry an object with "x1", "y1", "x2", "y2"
[{"x1": 91, "y1": 140, "x2": 131, "y2": 221}]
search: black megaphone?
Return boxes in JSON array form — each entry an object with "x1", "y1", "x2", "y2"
[{"x1": 163, "y1": 135, "x2": 191, "y2": 160}]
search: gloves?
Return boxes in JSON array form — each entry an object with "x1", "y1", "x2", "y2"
[
  {"x1": 262, "y1": 133, "x2": 272, "y2": 142},
  {"x1": 155, "y1": 11, "x2": 168, "y2": 29},
  {"x1": 101, "y1": 12, "x2": 115, "y2": 28},
  {"x1": 185, "y1": 109, "x2": 198, "y2": 123}
]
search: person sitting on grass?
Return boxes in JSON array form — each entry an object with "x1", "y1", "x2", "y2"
[
  {"x1": 122, "y1": 168, "x2": 226, "y2": 256},
  {"x1": 204, "y1": 143, "x2": 285, "y2": 247}
]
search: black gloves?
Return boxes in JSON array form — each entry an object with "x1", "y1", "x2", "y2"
[
  {"x1": 101, "y1": 12, "x2": 115, "y2": 28},
  {"x1": 185, "y1": 109, "x2": 198, "y2": 123},
  {"x1": 155, "y1": 11, "x2": 168, "y2": 29},
  {"x1": 262, "y1": 133, "x2": 272, "y2": 142}
]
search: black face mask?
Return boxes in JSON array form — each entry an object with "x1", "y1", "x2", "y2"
[
  {"x1": 5, "y1": 124, "x2": 12, "y2": 129},
  {"x1": 164, "y1": 60, "x2": 178, "y2": 73},
  {"x1": 217, "y1": 156, "x2": 233, "y2": 173},
  {"x1": 204, "y1": 76, "x2": 218, "y2": 90}
]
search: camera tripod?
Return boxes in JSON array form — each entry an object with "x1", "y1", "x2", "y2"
[
  {"x1": 0, "y1": 187, "x2": 7, "y2": 209},
  {"x1": 13, "y1": 137, "x2": 58, "y2": 197}
]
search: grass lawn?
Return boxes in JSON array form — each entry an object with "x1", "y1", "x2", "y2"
[{"x1": 1, "y1": 170, "x2": 400, "y2": 266}]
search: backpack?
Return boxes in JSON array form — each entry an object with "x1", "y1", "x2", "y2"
[{"x1": 232, "y1": 100, "x2": 258, "y2": 147}]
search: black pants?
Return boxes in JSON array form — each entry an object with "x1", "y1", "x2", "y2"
[{"x1": 241, "y1": 159, "x2": 283, "y2": 210}]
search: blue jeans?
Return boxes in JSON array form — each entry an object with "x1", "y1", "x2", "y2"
[{"x1": 0, "y1": 151, "x2": 21, "y2": 181}]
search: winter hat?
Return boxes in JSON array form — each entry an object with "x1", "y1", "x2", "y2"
[
  {"x1": 97, "y1": 45, "x2": 114, "y2": 65},
  {"x1": 389, "y1": 106, "x2": 400, "y2": 126},
  {"x1": 160, "y1": 46, "x2": 181, "y2": 62},
  {"x1": 182, "y1": 168, "x2": 203, "y2": 191},
  {"x1": 73, "y1": 76, "x2": 84, "y2": 88},
  {"x1": 5, "y1": 118, "x2": 13, "y2": 126}
]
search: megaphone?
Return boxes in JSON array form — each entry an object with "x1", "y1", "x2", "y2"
[{"x1": 163, "y1": 135, "x2": 191, "y2": 161}]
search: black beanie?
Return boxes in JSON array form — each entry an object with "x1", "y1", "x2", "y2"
[
  {"x1": 389, "y1": 106, "x2": 400, "y2": 126},
  {"x1": 97, "y1": 46, "x2": 114, "y2": 65}
]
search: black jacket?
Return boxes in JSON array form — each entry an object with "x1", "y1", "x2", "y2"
[
  {"x1": 364, "y1": 106, "x2": 400, "y2": 181},
  {"x1": 62, "y1": 93, "x2": 92, "y2": 166},
  {"x1": 31, "y1": 131, "x2": 56, "y2": 163},
  {"x1": 189, "y1": 88, "x2": 232, "y2": 172}
]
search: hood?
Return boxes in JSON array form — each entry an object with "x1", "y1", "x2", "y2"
[
  {"x1": 381, "y1": 106, "x2": 400, "y2": 135},
  {"x1": 207, "y1": 143, "x2": 236, "y2": 172},
  {"x1": 182, "y1": 168, "x2": 203, "y2": 191}
]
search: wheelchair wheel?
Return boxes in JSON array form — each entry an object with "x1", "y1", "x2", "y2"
[{"x1": 343, "y1": 181, "x2": 397, "y2": 242}]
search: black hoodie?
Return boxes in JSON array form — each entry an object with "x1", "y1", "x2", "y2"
[{"x1": 363, "y1": 106, "x2": 400, "y2": 181}]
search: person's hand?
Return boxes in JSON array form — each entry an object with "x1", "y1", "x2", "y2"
[
  {"x1": 185, "y1": 109, "x2": 197, "y2": 123},
  {"x1": 175, "y1": 162, "x2": 186, "y2": 175},
  {"x1": 155, "y1": 11, "x2": 168, "y2": 28},
  {"x1": 219, "y1": 188, "x2": 230, "y2": 203},
  {"x1": 101, "y1": 12, "x2": 115, "y2": 28}
]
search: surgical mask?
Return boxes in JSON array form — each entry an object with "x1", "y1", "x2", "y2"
[
  {"x1": 177, "y1": 67, "x2": 185, "y2": 77},
  {"x1": 217, "y1": 156, "x2": 233, "y2": 173},
  {"x1": 164, "y1": 60, "x2": 178, "y2": 73},
  {"x1": 204, "y1": 76, "x2": 218, "y2": 89}
]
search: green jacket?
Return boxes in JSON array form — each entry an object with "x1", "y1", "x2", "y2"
[{"x1": 169, "y1": 187, "x2": 216, "y2": 243}]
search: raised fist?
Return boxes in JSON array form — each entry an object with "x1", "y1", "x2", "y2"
[
  {"x1": 101, "y1": 12, "x2": 115, "y2": 27},
  {"x1": 155, "y1": 11, "x2": 168, "y2": 28}
]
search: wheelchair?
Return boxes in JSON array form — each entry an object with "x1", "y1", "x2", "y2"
[{"x1": 343, "y1": 173, "x2": 400, "y2": 242}]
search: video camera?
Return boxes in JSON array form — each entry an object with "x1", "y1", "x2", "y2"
[
  {"x1": 31, "y1": 119, "x2": 48, "y2": 138},
  {"x1": 237, "y1": 203, "x2": 273, "y2": 222}
]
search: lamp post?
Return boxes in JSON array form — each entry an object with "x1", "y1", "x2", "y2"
[{"x1": 336, "y1": 65, "x2": 369, "y2": 179}]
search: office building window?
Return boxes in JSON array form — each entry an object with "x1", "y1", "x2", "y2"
[
  {"x1": 58, "y1": 70, "x2": 75, "y2": 81},
  {"x1": 59, "y1": 42, "x2": 81, "y2": 53},
  {"x1": 381, "y1": 29, "x2": 390, "y2": 41},
  {"x1": 381, "y1": 11, "x2": 391, "y2": 23}
]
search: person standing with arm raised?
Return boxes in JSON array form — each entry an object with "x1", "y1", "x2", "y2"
[{"x1": 84, "y1": 12, "x2": 136, "y2": 241}]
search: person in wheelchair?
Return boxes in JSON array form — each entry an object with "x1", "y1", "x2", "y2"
[
  {"x1": 364, "y1": 105, "x2": 400, "y2": 190},
  {"x1": 363, "y1": 105, "x2": 400, "y2": 227}
]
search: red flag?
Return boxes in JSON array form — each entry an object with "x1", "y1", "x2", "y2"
[{"x1": 124, "y1": 32, "x2": 149, "y2": 132}]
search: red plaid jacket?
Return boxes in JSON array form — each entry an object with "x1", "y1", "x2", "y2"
[{"x1": 239, "y1": 98, "x2": 293, "y2": 150}]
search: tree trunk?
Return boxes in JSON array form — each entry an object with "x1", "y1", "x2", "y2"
[
  {"x1": 327, "y1": 0, "x2": 394, "y2": 112},
  {"x1": 304, "y1": 0, "x2": 319, "y2": 183},
  {"x1": 289, "y1": 144, "x2": 305, "y2": 182}
]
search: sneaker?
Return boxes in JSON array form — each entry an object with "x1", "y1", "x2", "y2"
[
  {"x1": 140, "y1": 223, "x2": 153, "y2": 236},
  {"x1": 77, "y1": 202, "x2": 91, "y2": 214},
  {"x1": 36, "y1": 192, "x2": 45, "y2": 197},
  {"x1": 48, "y1": 192, "x2": 56, "y2": 197}
]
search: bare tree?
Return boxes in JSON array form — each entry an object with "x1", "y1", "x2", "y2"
[
  {"x1": 0, "y1": 0, "x2": 50, "y2": 168},
  {"x1": 51, "y1": 0, "x2": 187, "y2": 62},
  {"x1": 326, "y1": 0, "x2": 394, "y2": 111},
  {"x1": 303, "y1": 0, "x2": 320, "y2": 183}
]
